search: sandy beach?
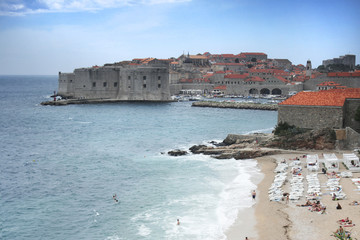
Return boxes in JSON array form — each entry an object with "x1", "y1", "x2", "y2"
[{"x1": 226, "y1": 151, "x2": 360, "y2": 240}]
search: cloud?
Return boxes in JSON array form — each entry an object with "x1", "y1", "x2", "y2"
[{"x1": 0, "y1": 0, "x2": 191, "y2": 16}]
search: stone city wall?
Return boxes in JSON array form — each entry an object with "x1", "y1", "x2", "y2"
[
  {"x1": 278, "y1": 105, "x2": 344, "y2": 129},
  {"x1": 344, "y1": 99, "x2": 360, "y2": 132},
  {"x1": 58, "y1": 64, "x2": 171, "y2": 101}
]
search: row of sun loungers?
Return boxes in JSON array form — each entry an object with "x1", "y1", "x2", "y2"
[
  {"x1": 327, "y1": 178, "x2": 347, "y2": 200},
  {"x1": 306, "y1": 173, "x2": 321, "y2": 200},
  {"x1": 289, "y1": 174, "x2": 304, "y2": 200},
  {"x1": 269, "y1": 161, "x2": 288, "y2": 201}
]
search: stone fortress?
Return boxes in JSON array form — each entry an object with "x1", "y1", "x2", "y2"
[
  {"x1": 57, "y1": 52, "x2": 360, "y2": 101},
  {"x1": 58, "y1": 59, "x2": 171, "y2": 101}
]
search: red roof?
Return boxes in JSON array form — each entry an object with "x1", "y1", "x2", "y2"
[
  {"x1": 215, "y1": 71, "x2": 225, "y2": 74},
  {"x1": 213, "y1": 63, "x2": 245, "y2": 66},
  {"x1": 244, "y1": 76, "x2": 265, "y2": 82},
  {"x1": 224, "y1": 73, "x2": 249, "y2": 79},
  {"x1": 317, "y1": 81, "x2": 341, "y2": 86},
  {"x1": 280, "y1": 88, "x2": 360, "y2": 107},
  {"x1": 275, "y1": 76, "x2": 290, "y2": 83},
  {"x1": 203, "y1": 73, "x2": 214, "y2": 78},
  {"x1": 328, "y1": 72, "x2": 360, "y2": 77},
  {"x1": 214, "y1": 85, "x2": 227, "y2": 90}
]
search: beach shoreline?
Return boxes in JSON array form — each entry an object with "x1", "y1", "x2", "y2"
[{"x1": 226, "y1": 151, "x2": 360, "y2": 240}]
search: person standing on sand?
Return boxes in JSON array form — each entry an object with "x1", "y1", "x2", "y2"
[{"x1": 252, "y1": 190, "x2": 256, "y2": 200}]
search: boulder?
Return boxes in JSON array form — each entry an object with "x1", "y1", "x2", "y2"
[
  {"x1": 168, "y1": 149, "x2": 188, "y2": 156},
  {"x1": 189, "y1": 145, "x2": 207, "y2": 154}
]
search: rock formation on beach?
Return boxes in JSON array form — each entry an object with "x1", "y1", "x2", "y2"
[{"x1": 168, "y1": 128, "x2": 337, "y2": 160}]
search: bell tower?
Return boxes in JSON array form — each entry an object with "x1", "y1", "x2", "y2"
[{"x1": 306, "y1": 60, "x2": 312, "y2": 78}]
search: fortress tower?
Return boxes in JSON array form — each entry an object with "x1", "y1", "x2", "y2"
[{"x1": 306, "y1": 60, "x2": 312, "y2": 78}]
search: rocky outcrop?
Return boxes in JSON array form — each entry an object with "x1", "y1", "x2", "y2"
[
  {"x1": 168, "y1": 149, "x2": 188, "y2": 156},
  {"x1": 265, "y1": 128, "x2": 336, "y2": 150},
  {"x1": 192, "y1": 101, "x2": 278, "y2": 111},
  {"x1": 168, "y1": 128, "x2": 336, "y2": 160}
]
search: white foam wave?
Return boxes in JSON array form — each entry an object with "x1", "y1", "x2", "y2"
[
  {"x1": 216, "y1": 160, "x2": 260, "y2": 233},
  {"x1": 243, "y1": 127, "x2": 274, "y2": 135},
  {"x1": 137, "y1": 224, "x2": 152, "y2": 237}
]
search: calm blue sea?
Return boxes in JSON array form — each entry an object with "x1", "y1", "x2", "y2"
[{"x1": 0, "y1": 75, "x2": 277, "y2": 240}]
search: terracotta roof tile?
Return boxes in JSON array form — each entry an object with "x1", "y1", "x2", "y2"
[
  {"x1": 214, "y1": 85, "x2": 227, "y2": 90},
  {"x1": 224, "y1": 73, "x2": 249, "y2": 79},
  {"x1": 280, "y1": 88, "x2": 360, "y2": 107},
  {"x1": 244, "y1": 76, "x2": 265, "y2": 82}
]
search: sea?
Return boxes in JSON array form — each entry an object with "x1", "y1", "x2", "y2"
[{"x1": 0, "y1": 75, "x2": 277, "y2": 240}]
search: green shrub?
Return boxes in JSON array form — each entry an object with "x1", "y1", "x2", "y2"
[{"x1": 274, "y1": 122, "x2": 305, "y2": 136}]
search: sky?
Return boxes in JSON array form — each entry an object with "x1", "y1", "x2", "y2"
[{"x1": 0, "y1": 0, "x2": 359, "y2": 75}]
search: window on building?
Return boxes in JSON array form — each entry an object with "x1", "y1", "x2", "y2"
[
  {"x1": 114, "y1": 82, "x2": 118, "y2": 87},
  {"x1": 93, "y1": 82, "x2": 96, "y2": 87},
  {"x1": 128, "y1": 76, "x2": 131, "y2": 80},
  {"x1": 158, "y1": 84, "x2": 161, "y2": 88},
  {"x1": 143, "y1": 76, "x2": 146, "y2": 80},
  {"x1": 103, "y1": 82, "x2": 107, "y2": 87},
  {"x1": 143, "y1": 84, "x2": 146, "y2": 88},
  {"x1": 158, "y1": 76, "x2": 161, "y2": 80},
  {"x1": 70, "y1": 80, "x2": 73, "y2": 83}
]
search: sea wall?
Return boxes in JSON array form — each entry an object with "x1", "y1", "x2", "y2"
[{"x1": 192, "y1": 101, "x2": 278, "y2": 110}]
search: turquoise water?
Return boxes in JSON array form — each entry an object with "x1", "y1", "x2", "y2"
[{"x1": 0, "y1": 76, "x2": 277, "y2": 240}]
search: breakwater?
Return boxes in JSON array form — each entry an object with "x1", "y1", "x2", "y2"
[
  {"x1": 192, "y1": 101, "x2": 278, "y2": 111},
  {"x1": 41, "y1": 98, "x2": 174, "y2": 106}
]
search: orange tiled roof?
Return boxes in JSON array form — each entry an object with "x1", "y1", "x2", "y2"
[
  {"x1": 275, "y1": 76, "x2": 290, "y2": 83},
  {"x1": 213, "y1": 63, "x2": 245, "y2": 66},
  {"x1": 280, "y1": 88, "x2": 360, "y2": 107},
  {"x1": 214, "y1": 85, "x2": 227, "y2": 90},
  {"x1": 244, "y1": 76, "x2": 265, "y2": 82},
  {"x1": 221, "y1": 54, "x2": 236, "y2": 58},
  {"x1": 317, "y1": 81, "x2": 341, "y2": 86},
  {"x1": 203, "y1": 73, "x2": 214, "y2": 78},
  {"x1": 224, "y1": 73, "x2": 249, "y2": 79}
]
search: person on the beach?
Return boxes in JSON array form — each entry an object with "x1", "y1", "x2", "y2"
[
  {"x1": 252, "y1": 190, "x2": 256, "y2": 200},
  {"x1": 336, "y1": 203, "x2": 342, "y2": 210},
  {"x1": 177, "y1": 219, "x2": 180, "y2": 225}
]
